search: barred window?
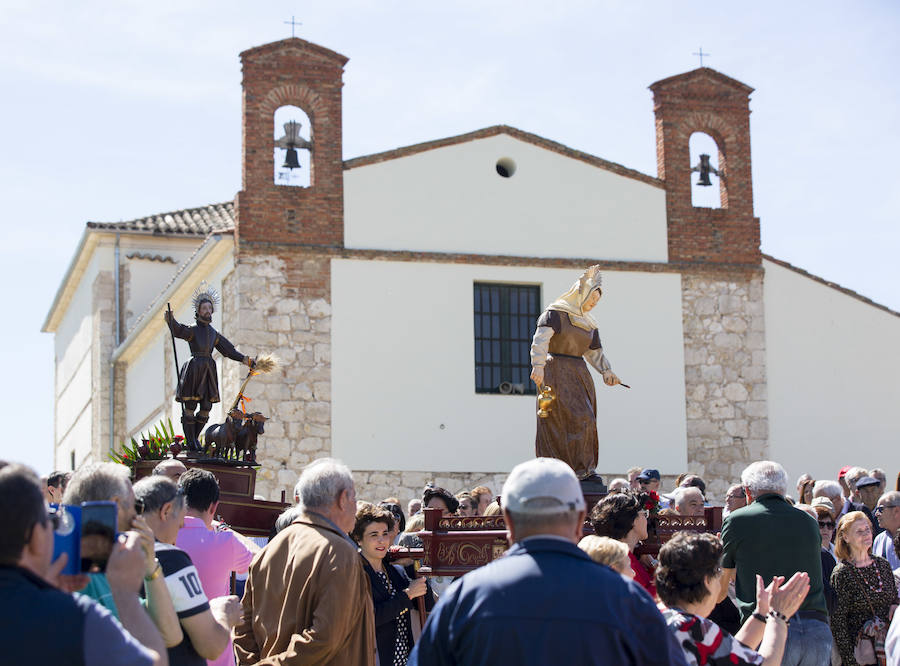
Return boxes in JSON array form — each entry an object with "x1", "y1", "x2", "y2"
[{"x1": 473, "y1": 283, "x2": 541, "y2": 394}]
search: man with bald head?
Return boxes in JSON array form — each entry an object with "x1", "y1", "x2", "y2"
[{"x1": 153, "y1": 459, "x2": 187, "y2": 483}]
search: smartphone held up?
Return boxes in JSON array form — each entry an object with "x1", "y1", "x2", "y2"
[{"x1": 50, "y1": 501, "x2": 118, "y2": 575}]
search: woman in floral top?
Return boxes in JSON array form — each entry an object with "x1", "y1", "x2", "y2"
[
  {"x1": 656, "y1": 532, "x2": 810, "y2": 666},
  {"x1": 830, "y1": 511, "x2": 898, "y2": 666}
]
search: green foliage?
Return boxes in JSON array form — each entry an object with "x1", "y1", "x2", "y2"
[{"x1": 108, "y1": 417, "x2": 184, "y2": 467}]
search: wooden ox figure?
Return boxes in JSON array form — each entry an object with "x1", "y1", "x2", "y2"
[
  {"x1": 203, "y1": 408, "x2": 244, "y2": 458},
  {"x1": 235, "y1": 412, "x2": 267, "y2": 463}
]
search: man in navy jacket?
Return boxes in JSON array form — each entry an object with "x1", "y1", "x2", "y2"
[{"x1": 409, "y1": 458, "x2": 688, "y2": 666}]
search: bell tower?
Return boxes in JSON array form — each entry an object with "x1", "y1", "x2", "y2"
[
  {"x1": 650, "y1": 68, "x2": 760, "y2": 265},
  {"x1": 235, "y1": 38, "x2": 348, "y2": 248}
]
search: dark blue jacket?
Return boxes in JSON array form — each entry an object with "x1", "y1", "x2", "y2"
[
  {"x1": 409, "y1": 537, "x2": 688, "y2": 666},
  {"x1": 362, "y1": 558, "x2": 415, "y2": 666},
  {"x1": 0, "y1": 565, "x2": 87, "y2": 665}
]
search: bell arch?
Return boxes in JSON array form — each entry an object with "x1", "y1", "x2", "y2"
[
  {"x1": 273, "y1": 105, "x2": 312, "y2": 188},
  {"x1": 689, "y1": 131, "x2": 724, "y2": 209}
]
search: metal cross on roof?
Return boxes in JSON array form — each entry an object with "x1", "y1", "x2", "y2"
[
  {"x1": 284, "y1": 15, "x2": 302, "y2": 38},
  {"x1": 693, "y1": 47, "x2": 710, "y2": 67}
]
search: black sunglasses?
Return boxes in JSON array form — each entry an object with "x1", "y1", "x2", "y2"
[{"x1": 818, "y1": 520, "x2": 835, "y2": 529}]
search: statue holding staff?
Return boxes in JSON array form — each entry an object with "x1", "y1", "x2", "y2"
[
  {"x1": 163, "y1": 283, "x2": 254, "y2": 451},
  {"x1": 530, "y1": 266, "x2": 622, "y2": 481}
]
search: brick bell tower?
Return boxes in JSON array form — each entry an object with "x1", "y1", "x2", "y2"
[
  {"x1": 235, "y1": 37, "x2": 348, "y2": 248},
  {"x1": 650, "y1": 68, "x2": 760, "y2": 265},
  {"x1": 222, "y1": 37, "x2": 349, "y2": 501},
  {"x1": 650, "y1": 68, "x2": 770, "y2": 501}
]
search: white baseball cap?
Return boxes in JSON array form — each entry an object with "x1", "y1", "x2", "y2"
[{"x1": 502, "y1": 458, "x2": 586, "y2": 515}]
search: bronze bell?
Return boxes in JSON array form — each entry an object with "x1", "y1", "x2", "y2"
[
  {"x1": 283, "y1": 148, "x2": 301, "y2": 170},
  {"x1": 695, "y1": 154, "x2": 713, "y2": 186}
]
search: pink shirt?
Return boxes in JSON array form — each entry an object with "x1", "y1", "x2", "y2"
[{"x1": 176, "y1": 515, "x2": 257, "y2": 666}]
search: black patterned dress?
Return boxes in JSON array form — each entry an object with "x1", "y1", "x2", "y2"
[{"x1": 830, "y1": 556, "x2": 898, "y2": 666}]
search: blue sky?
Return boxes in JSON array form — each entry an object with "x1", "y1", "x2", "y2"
[{"x1": 2, "y1": 1, "x2": 897, "y2": 474}]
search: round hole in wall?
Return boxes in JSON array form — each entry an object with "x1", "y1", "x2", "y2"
[{"x1": 495, "y1": 157, "x2": 516, "y2": 178}]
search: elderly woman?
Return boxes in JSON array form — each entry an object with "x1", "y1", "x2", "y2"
[
  {"x1": 590, "y1": 491, "x2": 655, "y2": 597},
  {"x1": 352, "y1": 504, "x2": 427, "y2": 666},
  {"x1": 658, "y1": 532, "x2": 810, "y2": 666},
  {"x1": 578, "y1": 535, "x2": 634, "y2": 579},
  {"x1": 529, "y1": 265, "x2": 620, "y2": 481},
  {"x1": 830, "y1": 511, "x2": 899, "y2": 666}
]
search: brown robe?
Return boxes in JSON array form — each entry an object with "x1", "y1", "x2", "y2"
[
  {"x1": 233, "y1": 512, "x2": 376, "y2": 666},
  {"x1": 167, "y1": 318, "x2": 246, "y2": 403},
  {"x1": 534, "y1": 310, "x2": 603, "y2": 479}
]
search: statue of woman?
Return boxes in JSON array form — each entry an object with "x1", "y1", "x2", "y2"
[
  {"x1": 529, "y1": 266, "x2": 620, "y2": 481},
  {"x1": 164, "y1": 284, "x2": 253, "y2": 451}
]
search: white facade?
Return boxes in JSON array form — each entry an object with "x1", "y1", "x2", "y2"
[
  {"x1": 53, "y1": 246, "x2": 112, "y2": 469},
  {"x1": 344, "y1": 134, "x2": 669, "y2": 262},
  {"x1": 764, "y1": 258, "x2": 900, "y2": 483},
  {"x1": 332, "y1": 259, "x2": 687, "y2": 475}
]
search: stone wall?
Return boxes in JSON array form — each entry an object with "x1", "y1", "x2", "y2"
[
  {"x1": 90, "y1": 270, "x2": 116, "y2": 465},
  {"x1": 222, "y1": 251, "x2": 333, "y2": 501},
  {"x1": 681, "y1": 271, "x2": 768, "y2": 501}
]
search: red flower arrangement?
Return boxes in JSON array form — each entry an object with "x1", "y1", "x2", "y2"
[{"x1": 645, "y1": 490, "x2": 662, "y2": 518}]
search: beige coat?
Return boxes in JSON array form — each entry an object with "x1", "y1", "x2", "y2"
[{"x1": 233, "y1": 512, "x2": 376, "y2": 665}]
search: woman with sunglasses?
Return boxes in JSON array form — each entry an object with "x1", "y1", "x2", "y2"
[
  {"x1": 814, "y1": 504, "x2": 838, "y2": 615},
  {"x1": 589, "y1": 490, "x2": 656, "y2": 598}
]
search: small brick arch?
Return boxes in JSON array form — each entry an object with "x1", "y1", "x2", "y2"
[{"x1": 261, "y1": 84, "x2": 325, "y2": 120}]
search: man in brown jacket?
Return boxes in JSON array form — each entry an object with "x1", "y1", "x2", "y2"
[{"x1": 234, "y1": 459, "x2": 375, "y2": 665}]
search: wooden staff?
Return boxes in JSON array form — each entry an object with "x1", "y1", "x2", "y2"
[{"x1": 166, "y1": 303, "x2": 185, "y2": 418}]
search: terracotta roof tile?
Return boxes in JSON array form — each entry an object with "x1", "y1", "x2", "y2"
[{"x1": 86, "y1": 202, "x2": 234, "y2": 236}]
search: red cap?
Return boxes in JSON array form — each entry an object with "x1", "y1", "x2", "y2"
[{"x1": 838, "y1": 466, "x2": 852, "y2": 478}]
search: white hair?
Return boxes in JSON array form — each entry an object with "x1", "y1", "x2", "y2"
[
  {"x1": 795, "y1": 504, "x2": 817, "y2": 520},
  {"x1": 607, "y1": 478, "x2": 630, "y2": 493},
  {"x1": 63, "y1": 462, "x2": 131, "y2": 504},
  {"x1": 812, "y1": 479, "x2": 842, "y2": 500},
  {"x1": 296, "y1": 458, "x2": 354, "y2": 510},
  {"x1": 845, "y1": 467, "x2": 868, "y2": 491},
  {"x1": 740, "y1": 461, "x2": 788, "y2": 497},
  {"x1": 671, "y1": 486, "x2": 703, "y2": 512}
]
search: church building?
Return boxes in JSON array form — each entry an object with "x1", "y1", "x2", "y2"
[{"x1": 42, "y1": 37, "x2": 900, "y2": 502}]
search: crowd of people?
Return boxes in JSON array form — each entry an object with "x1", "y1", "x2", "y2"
[{"x1": 2, "y1": 456, "x2": 898, "y2": 665}]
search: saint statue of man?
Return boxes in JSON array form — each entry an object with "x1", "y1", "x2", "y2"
[{"x1": 164, "y1": 284, "x2": 253, "y2": 451}]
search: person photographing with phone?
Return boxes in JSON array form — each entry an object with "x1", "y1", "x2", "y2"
[
  {"x1": 0, "y1": 464, "x2": 166, "y2": 665},
  {"x1": 64, "y1": 462, "x2": 182, "y2": 648}
]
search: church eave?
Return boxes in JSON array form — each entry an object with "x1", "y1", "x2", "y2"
[
  {"x1": 343, "y1": 125, "x2": 664, "y2": 189},
  {"x1": 763, "y1": 253, "x2": 900, "y2": 319}
]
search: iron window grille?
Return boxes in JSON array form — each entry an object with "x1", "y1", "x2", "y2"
[{"x1": 473, "y1": 283, "x2": 541, "y2": 394}]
